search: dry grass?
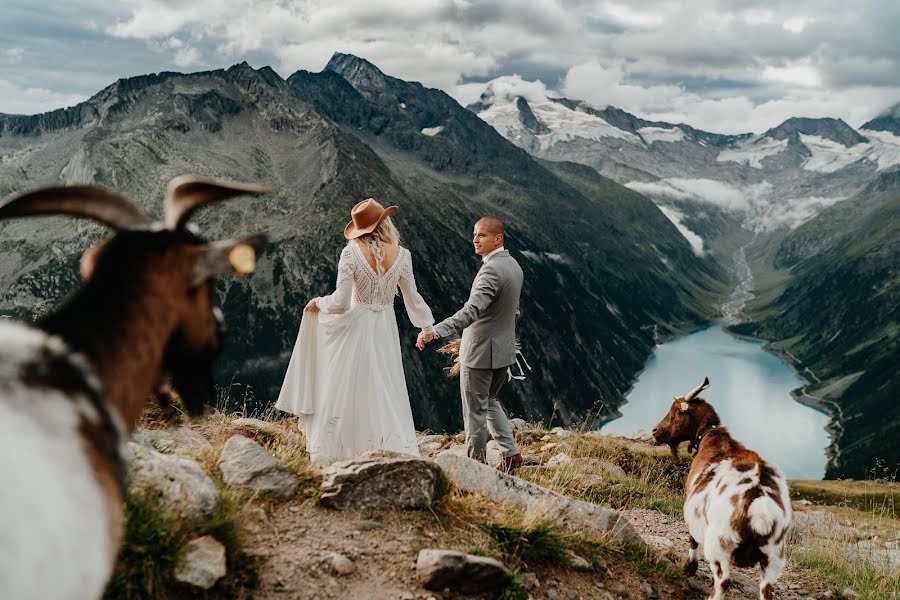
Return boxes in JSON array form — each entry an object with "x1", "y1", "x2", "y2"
[{"x1": 513, "y1": 429, "x2": 690, "y2": 517}]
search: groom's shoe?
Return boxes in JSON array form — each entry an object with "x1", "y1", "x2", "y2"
[{"x1": 497, "y1": 453, "x2": 523, "y2": 472}]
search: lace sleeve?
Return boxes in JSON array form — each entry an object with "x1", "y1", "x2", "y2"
[
  {"x1": 397, "y1": 249, "x2": 435, "y2": 332},
  {"x1": 316, "y1": 245, "x2": 355, "y2": 314}
]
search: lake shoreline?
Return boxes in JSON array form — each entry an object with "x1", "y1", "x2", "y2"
[{"x1": 601, "y1": 324, "x2": 831, "y2": 479}]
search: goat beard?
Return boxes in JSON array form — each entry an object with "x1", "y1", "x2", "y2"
[
  {"x1": 668, "y1": 443, "x2": 680, "y2": 461},
  {"x1": 162, "y1": 350, "x2": 216, "y2": 417}
]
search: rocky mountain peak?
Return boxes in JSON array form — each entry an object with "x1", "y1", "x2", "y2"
[
  {"x1": 515, "y1": 96, "x2": 550, "y2": 135},
  {"x1": 861, "y1": 102, "x2": 900, "y2": 135},
  {"x1": 324, "y1": 53, "x2": 389, "y2": 98},
  {"x1": 765, "y1": 116, "x2": 869, "y2": 147}
]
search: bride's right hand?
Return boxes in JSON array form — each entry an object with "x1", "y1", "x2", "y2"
[{"x1": 305, "y1": 298, "x2": 320, "y2": 313}]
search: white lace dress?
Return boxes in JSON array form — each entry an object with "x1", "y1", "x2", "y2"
[{"x1": 275, "y1": 243, "x2": 435, "y2": 466}]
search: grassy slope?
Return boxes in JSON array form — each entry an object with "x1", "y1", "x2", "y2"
[{"x1": 733, "y1": 179, "x2": 900, "y2": 479}]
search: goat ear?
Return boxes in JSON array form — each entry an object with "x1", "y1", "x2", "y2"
[
  {"x1": 679, "y1": 402, "x2": 690, "y2": 412},
  {"x1": 80, "y1": 243, "x2": 106, "y2": 280},
  {"x1": 192, "y1": 234, "x2": 269, "y2": 285}
]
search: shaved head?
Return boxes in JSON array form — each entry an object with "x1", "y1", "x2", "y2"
[
  {"x1": 476, "y1": 216, "x2": 504, "y2": 235},
  {"x1": 472, "y1": 216, "x2": 505, "y2": 256}
]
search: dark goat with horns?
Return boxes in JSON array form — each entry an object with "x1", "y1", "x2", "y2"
[{"x1": 0, "y1": 176, "x2": 270, "y2": 600}]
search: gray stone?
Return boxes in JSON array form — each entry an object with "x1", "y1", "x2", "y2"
[
  {"x1": 522, "y1": 454, "x2": 544, "y2": 466},
  {"x1": 791, "y1": 510, "x2": 860, "y2": 543},
  {"x1": 841, "y1": 588, "x2": 860, "y2": 599},
  {"x1": 546, "y1": 590, "x2": 559, "y2": 600},
  {"x1": 143, "y1": 426, "x2": 213, "y2": 457},
  {"x1": 486, "y1": 440, "x2": 504, "y2": 467},
  {"x1": 325, "y1": 552, "x2": 355, "y2": 576},
  {"x1": 354, "y1": 519, "x2": 385, "y2": 531},
  {"x1": 568, "y1": 554, "x2": 591, "y2": 571},
  {"x1": 435, "y1": 451, "x2": 642, "y2": 546},
  {"x1": 173, "y1": 536, "x2": 227, "y2": 589},
  {"x1": 416, "y1": 549, "x2": 513, "y2": 594},
  {"x1": 523, "y1": 572, "x2": 540, "y2": 590},
  {"x1": 576, "y1": 473, "x2": 606, "y2": 487},
  {"x1": 510, "y1": 418, "x2": 528, "y2": 432},
  {"x1": 551, "y1": 427, "x2": 574, "y2": 438},
  {"x1": 217, "y1": 435, "x2": 298, "y2": 499},
  {"x1": 126, "y1": 442, "x2": 218, "y2": 518},
  {"x1": 320, "y1": 450, "x2": 443, "y2": 510},
  {"x1": 547, "y1": 452, "x2": 573, "y2": 465},
  {"x1": 641, "y1": 581, "x2": 658, "y2": 599},
  {"x1": 588, "y1": 459, "x2": 627, "y2": 479}
]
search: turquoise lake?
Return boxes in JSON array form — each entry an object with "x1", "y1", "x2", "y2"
[{"x1": 601, "y1": 325, "x2": 830, "y2": 479}]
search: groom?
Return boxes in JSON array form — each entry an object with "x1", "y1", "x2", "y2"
[{"x1": 417, "y1": 216, "x2": 523, "y2": 470}]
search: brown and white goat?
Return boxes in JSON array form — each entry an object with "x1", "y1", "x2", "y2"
[
  {"x1": 652, "y1": 377, "x2": 792, "y2": 600},
  {"x1": 0, "y1": 176, "x2": 269, "y2": 600}
]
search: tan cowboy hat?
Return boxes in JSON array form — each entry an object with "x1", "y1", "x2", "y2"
[{"x1": 343, "y1": 198, "x2": 398, "y2": 239}]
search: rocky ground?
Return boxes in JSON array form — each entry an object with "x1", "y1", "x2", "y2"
[{"x1": 116, "y1": 414, "x2": 899, "y2": 600}]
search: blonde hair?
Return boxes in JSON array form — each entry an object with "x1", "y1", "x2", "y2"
[{"x1": 353, "y1": 216, "x2": 400, "y2": 275}]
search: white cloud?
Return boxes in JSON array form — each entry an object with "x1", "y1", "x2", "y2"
[
  {"x1": 4, "y1": 47, "x2": 25, "y2": 61},
  {"x1": 657, "y1": 204, "x2": 705, "y2": 256},
  {"x1": 762, "y1": 63, "x2": 822, "y2": 88},
  {"x1": 0, "y1": 79, "x2": 86, "y2": 115},
  {"x1": 2, "y1": 0, "x2": 899, "y2": 131}
]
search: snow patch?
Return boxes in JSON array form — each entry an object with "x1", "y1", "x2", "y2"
[
  {"x1": 638, "y1": 126, "x2": 685, "y2": 144},
  {"x1": 479, "y1": 98, "x2": 638, "y2": 150},
  {"x1": 858, "y1": 129, "x2": 900, "y2": 171},
  {"x1": 800, "y1": 134, "x2": 869, "y2": 173},
  {"x1": 657, "y1": 205, "x2": 705, "y2": 256},
  {"x1": 717, "y1": 136, "x2": 788, "y2": 168},
  {"x1": 421, "y1": 126, "x2": 444, "y2": 137}
]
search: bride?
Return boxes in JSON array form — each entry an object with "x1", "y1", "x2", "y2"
[{"x1": 275, "y1": 198, "x2": 435, "y2": 465}]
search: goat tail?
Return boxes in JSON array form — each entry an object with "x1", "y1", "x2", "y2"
[{"x1": 747, "y1": 495, "x2": 780, "y2": 536}]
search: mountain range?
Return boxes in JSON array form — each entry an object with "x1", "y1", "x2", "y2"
[
  {"x1": 471, "y1": 80, "x2": 899, "y2": 478},
  {"x1": 0, "y1": 55, "x2": 724, "y2": 439},
  {"x1": 0, "y1": 54, "x2": 895, "y2": 477}
]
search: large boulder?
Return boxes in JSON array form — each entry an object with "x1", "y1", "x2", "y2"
[
  {"x1": 320, "y1": 450, "x2": 443, "y2": 510},
  {"x1": 217, "y1": 435, "x2": 298, "y2": 499},
  {"x1": 416, "y1": 549, "x2": 513, "y2": 594},
  {"x1": 173, "y1": 536, "x2": 227, "y2": 589},
  {"x1": 435, "y1": 451, "x2": 642, "y2": 546},
  {"x1": 126, "y1": 442, "x2": 218, "y2": 518}
]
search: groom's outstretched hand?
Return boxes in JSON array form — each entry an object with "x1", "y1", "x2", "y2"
[{"x1": 416, "y1": 331, "x2": 438, "y2": 350}]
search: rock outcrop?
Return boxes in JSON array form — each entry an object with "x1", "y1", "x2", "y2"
[{"x1": 320, "y1": 450, "x2": 443, "y2": 510}]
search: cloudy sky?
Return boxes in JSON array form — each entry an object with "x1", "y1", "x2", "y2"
[{"x1": 3, "y1": 0, "x2": 900, "y2": 134}]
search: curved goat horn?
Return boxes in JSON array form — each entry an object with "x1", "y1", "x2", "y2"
[
  {"x1": 164, "y1": 175, "x2": 273, "y2": 231},
  {"x1": 0, "y1": 185, "x2": 151, "y2": 230},
  {"x1": 685, "y1": 376, "x2": 710, "y2": 401}
]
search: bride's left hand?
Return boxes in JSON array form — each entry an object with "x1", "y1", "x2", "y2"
[{"x1": 304, "y1": 298, "x2": 320, "y2": 313}]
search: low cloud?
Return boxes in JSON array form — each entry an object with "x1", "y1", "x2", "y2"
[
  {"x1": 656, "y1": 204, "x2": 705, "y2": 256},
  {"x1": 0, "y1": 78, "x2": 86, "y2": 115}
]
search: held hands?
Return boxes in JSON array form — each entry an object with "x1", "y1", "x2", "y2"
[
  {"x1": 304, "y1": 298, "x2": 320, "y2": 313},
  {"x1": 416, "y1": 330, "x2": 438, "y2": 350}
]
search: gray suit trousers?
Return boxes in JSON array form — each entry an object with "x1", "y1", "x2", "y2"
[{"x1": 460, "y1": 365, "x2": 519, "y2": 463}]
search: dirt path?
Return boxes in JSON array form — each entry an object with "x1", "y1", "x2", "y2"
[{"x1": 242, "y1": 498, "x2": 713, "y2": 600}]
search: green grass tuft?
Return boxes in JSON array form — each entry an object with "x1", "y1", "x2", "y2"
[{"x1": 103, "y1": 491, "x2": 252, "y2": 599}]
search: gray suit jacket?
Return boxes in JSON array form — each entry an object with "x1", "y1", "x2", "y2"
[{"x1": 434, "y1": 250, "x2": 523, "y2": 369}]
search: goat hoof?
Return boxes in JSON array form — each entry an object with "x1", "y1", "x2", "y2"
[{"x1": 681, "y1": 559, "x2": 698, "y2": 575}]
